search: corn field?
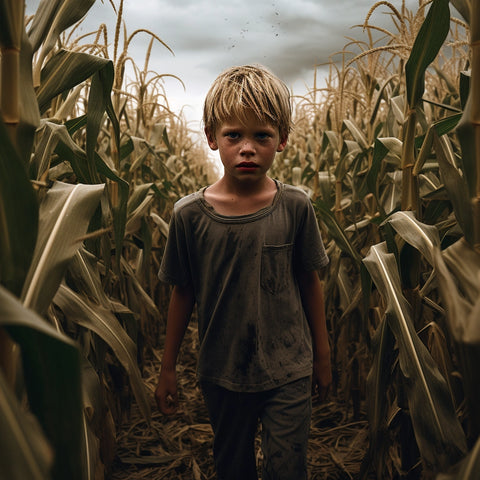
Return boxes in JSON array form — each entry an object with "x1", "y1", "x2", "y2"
[{"x1": 0, "y1": 0, "x2": 479, "y2": 479}]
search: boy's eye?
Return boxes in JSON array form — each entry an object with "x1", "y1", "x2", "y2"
[
  {"x1": 255, "y1": 132, "x2": 270, "y2": 140},
  {"x1": 226, "y1": 132, "x2": 240, "y2": 139}
]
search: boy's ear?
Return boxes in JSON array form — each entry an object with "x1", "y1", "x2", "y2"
[
  {"x1": 277, "y1": 134, "x2": 288, "y2": 152},
  {"x1": 205, "y1": 128, "x2": 218, "y2": 150}
]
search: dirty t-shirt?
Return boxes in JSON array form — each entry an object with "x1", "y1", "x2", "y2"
[{"x1": 158, "y1": 181, "x2": 329, "y2": 392}]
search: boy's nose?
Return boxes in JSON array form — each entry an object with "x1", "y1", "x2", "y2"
[{"x1": 240, "y1": 139, "x2": 255, "y2": 154}]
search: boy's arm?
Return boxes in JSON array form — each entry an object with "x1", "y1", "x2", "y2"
[
  {"x1": 155, "y1": 283, "x2": 195, "y2": 415},
  {"x1": 297, "y1": 269, "x2": 332, "y2": 401}
]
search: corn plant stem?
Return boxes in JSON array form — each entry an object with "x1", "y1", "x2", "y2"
[
  {"x1": 471, "y1": 1, "x2": 480, "y2": 248},
  {"x1": 0, "y1": 47, "x2": 20, "y2": 145},
  {"x1": 0, "y1": 328, "x2": 18, "y2": 388},
  {"x1": 401, "y1": 110, "x2": 419, "y2": 213}
]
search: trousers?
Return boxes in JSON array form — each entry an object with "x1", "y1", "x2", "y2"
[{"x1": 200, "y1": 376, "x2": 312, "y2": 480}]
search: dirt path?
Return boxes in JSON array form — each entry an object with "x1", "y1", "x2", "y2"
[{"x1": 110, "y1": 325, "x2": 369, "y2": 479}]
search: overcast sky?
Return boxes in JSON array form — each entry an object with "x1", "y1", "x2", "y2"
[{"x1": 26, "y1": 0, "x2": 420, "y2": 131}]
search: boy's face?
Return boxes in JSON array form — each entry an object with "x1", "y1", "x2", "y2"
[{"x1": 205, "y1": 112, "x2": 288, "y2": 182}]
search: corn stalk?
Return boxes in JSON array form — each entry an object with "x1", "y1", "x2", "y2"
[
  {"x1": 470, "y1": 0, "x2": 480, "y2": 249},
  {"x1": 0, "y1": 0, "x2": 24, "y2": 144},
  {"x1": 403, "y1": 0, "x2": 451, "y2": 214},
  {"x1": 0, "y1": 0, "x2": 30, "y2": 391}
]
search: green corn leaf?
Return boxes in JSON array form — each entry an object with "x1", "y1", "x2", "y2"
[
  {"x1": 86, "y1": 62, "x2": 120, "y2": 179},
  {"x1": 364, "y1": 317, "x2": 396, "y2": 478},
  {"x1": 363, "y1": 242, "x2": 467, "y2": 471},
  {"x1": 21, "y1": 181, "x2": 105, "y2": 315},
  {"x1": 94, "y1": 152, "x2": 129, "y2": 269},
  {"x1": 434, "y1": 240, "x2": 480, "y2": 343},
  {"x1": 449, "y1": 0, "x2": 471, "y2": 24},
  {"x1": 405, "y1": 0, "x2": 450, "y2": 107},
  {"x1": 127, "y1": 183, "x2": 155, "y2": 217},
  {"x1": 30, "y1": 121, "x2": 83, "y2": 180},
  {"x1": 434, "y1": 239, "x2": 480, "y2": 461},
  {"x1": 314, "y1": 198, "x2": 363, "y2": 265},
  {"x1": 437, "y1": 436, "x2": 480, "y2": 479},
  {"x1": 456, "y1": 92, "x2": 476, "y2": 199},
  {"x1": 433, "y1": 132, "x2": 474, "y2": 244},
  {"x1": 0, "y1": 365, "x2": 52, "y2": 480},
  {"x1": 343, "y1": 119, "x2": 369, "y2": 150},
  {"x1": 322, "y1": 130, "x2": 339, "y2": 152},
  {"x1": 0, "y1": 285, "x2": 83, "y2": 480},
  {"x1": 28, "y1": 0, "x2": 95, "y2": 55},
  {"x1": 386, "y1": 210, "x2": 441, "y2": 266},
  {"x1": 53, "y1": 284, "x2": 151, "y2": 422},
  {"x1": 120, "y1": 256, "x2": 160, "y2": 321},
  {"x1": 367, "y1": 138, "x2": 390, "y2": 203},
  {"x1": 0, "y1": 119, "x2": 38, "y2": 296},
  {"x1": 37, "y1": 49, "x2": 112, "y2": 114}
]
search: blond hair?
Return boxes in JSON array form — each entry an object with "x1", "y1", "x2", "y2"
[{"x1": 203, "y1": 64, "x2": 292, "y2": 139}]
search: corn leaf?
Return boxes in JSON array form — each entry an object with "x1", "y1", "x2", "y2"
[
  {"x1": 30, "y1": 120, "x2": 85, "y2": 180},
  {"x1": 456, "y1": 93, "x2": 476, "y2": 199},
  {"x1": 53, "y1": 284, "x2": 152, "y2": 422},
  {"x1": 80, "y1": 361, "x2": 104, "y2": 480},
  {"x1": 314, "y1": 198, "x2": 363, "y2": 265},
  {"x1": 0, "y1": 285, "x2": 84, "y2": 480},
  {"x1": 120, "y1": 257, "x2": 160, "y2": 320},
  {"x1": 151, "y1": 212, "x2": 170, "y2": 238},
  {"x1": 0, "y1": 368, "x2": 52, "y2": 480},
  {"x1": 363, "y1": 242, "x2": 467, "y2": 471},
  {"x1": 433, "y1": 132, "x2": 474, "y2": 244},
  {"x1": 380, "y1": 171, "x2": 402, "y2": 215},
  {"x1": 94, "y1": 151, "x2": 130, "y2": 270},
  {"x1": 343, "y1": 119, "x2": 369, "y2": 150},
  {"x1": 367, "y1": 139, "x2": 389, "y2": 203},
  {"x1": 86, "y1": 61, "x2": 120, "y2": 180},
  {"x1": 437, "y1": 436, "x2": 480, "y2": 479},
  {"x1": 322, "y1": 130, "x2": 339, "y2": 152},
  {"x1": 0, "y1": 118, "x2": 38, "y2": 296},
  {"x1": 434, "y1": 240, "x2": 480, "y2": 343},
  {"x1": 126, "y1": 192, "x2": 154, "y2": 236},
  {"x1": 405, "y1": 0, "x2": 450, "y2": 107},
  {"x1": 27, "y1": 0, "x2": 95, "y2": 55},
  {"x1": 364, "y1": 317, "x2": 396, "y2": 478},
  {"x1": 21, "y1": 181, "x2": 104, "y2": 315},
  {"x1": 67, "y1": 249, "x2": 112, "y2": 308},
  {"x1": 37, "y1": 49, "x2": 112, "y2": 114},
  {"x1": 386, "y1": 210, "x2": 441, "y2": 266},
  {"x1": 390, "y1": 95, "x2": 405, "y2": 124},
  {"x1": 415, "y1": 113, "x2": 463, "y2": 177},
  {"x1": 449, "y1": 0, "x2": 471, "y2": 24}
]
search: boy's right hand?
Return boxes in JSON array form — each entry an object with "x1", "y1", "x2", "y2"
[{"x1": 155, "y1": 368, "x2": 179, "y2": 415}]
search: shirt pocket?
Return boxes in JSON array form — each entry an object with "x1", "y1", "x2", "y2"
[{"x1": 260, "y1": 243, "x2": 294, "y2": 295}]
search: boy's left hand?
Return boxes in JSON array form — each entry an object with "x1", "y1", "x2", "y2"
[{"x1": 312, "y1": 356, "x2": 332, "y2": 402}]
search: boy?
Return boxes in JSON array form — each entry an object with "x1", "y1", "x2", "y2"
[{"x1": 155, "y1": 64, "x2": 331, "y2": 480}]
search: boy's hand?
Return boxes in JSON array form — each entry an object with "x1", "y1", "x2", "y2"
[
  {"x1": 155, "y1": 368, "x2": 179, "y2": 415},
  {"x1": 312, "y1": 356, "x2": 332, "y2": 402}
]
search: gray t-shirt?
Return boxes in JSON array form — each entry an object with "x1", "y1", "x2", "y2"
[{"x1": 159, "y1": 181, "x2": 329, "y2": 392}]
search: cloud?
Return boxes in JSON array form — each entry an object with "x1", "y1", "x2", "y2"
[{"x1": 25, "y1": 0, "x2": 420, "y2": 126}]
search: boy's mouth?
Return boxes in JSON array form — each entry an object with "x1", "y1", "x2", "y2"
[{"x1": 236, "y1": 162, "x2": 259, "y2": 169}]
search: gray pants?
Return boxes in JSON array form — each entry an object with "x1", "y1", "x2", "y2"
[{"x1": 200, "y1": 376, "x2": 312, "y2": 480}]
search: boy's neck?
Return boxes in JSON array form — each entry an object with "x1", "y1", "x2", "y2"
[{"x1": 204, "y1": 175, "x2": 278, "y2": 216}]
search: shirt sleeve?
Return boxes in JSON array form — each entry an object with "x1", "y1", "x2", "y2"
[
  {"x1": 158, "y1": 208, "x2": 191, "y2": 286},
  {"x1": 295, "y1": 196, "x2": 329, "y2": 271}
]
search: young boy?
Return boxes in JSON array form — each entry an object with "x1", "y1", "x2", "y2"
[{"x1": 155, "y1": 64, "x2": 331, "y2": 480}]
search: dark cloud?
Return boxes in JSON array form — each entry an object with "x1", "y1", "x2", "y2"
[{"x1": 25, "y1": 0, "x2": 419, "y2": 126}]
